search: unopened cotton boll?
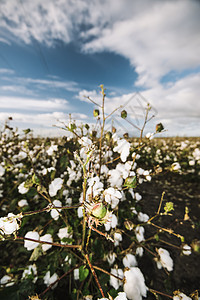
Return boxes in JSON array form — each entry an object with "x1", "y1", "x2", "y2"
[{"x1": 123, "y1": 267, "x2": 148, "y2": 300}]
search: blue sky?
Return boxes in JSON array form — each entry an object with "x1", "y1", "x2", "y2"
[{"x1": 0, "y1": 0, "x2": 200, "y2": 137}]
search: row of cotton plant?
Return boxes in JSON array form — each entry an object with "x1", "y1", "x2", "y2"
[{"x1": 0, "y1": 87, "x2": 199, "y2": 300}]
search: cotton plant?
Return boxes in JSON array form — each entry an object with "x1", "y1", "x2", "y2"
[{"x1": 0, "y1": 89, "x2": 198, "y2": 299}]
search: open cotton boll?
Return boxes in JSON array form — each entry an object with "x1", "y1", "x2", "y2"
[
  {"x1": 155, "y1": 248, "x2": 173, "y2": 271},
  {"x1": 173, "y1": 292, "x2": 192, "y2": 300},
  {"x1": 113, "y1": 139, "x2": 130, "y2": 162},
  {"x1": 135, "y1": 226, "x2": 145, "y2": 242},
  {"x1": 24, "y1": 231, "x2": 40, "y2": 251},
  {"x1": 104, "y1": 214, "x2": 118, "y2": 231},
  {"x1": 138, "y1": 212, "x2": 149, "y2": 223},
  {"x1": 50, "y1": 200, "x2": 62, "y2": 220},
  {"x1": 43, "y1": 271, "x2": 58, "y2": 289},
  {"x1": 114, "y1": 232, "x2": 122, "y2": 246},
  {"x1": 123, "y1": 267, "x2": 148, "y2": 300},
  {"x1": 115, "y1": 292, "x2": 128, "y2": 300},
  {"x1": 22, "y1": 264, "x2": 37, "y2": 283},
  {"x1": 110, "y1": 268, "x2": 124, "y2": 290},
  {"x1": 0, "y1": 275, "x2": 14, "y2": 287},
  {"x1": 182, "y1": 244, "x2": 192, "y2": 256},
  {"x1": 40, "y1": 234, "x2": 53, "y2": 252},
  {"x1": 49, "y1": 178, "x2": 63, "y2": 197},
  {"x1": 104, "y1": 188, "x2": 122, "y2": 209},
  {"x1": 123, "y1": 254, "x2": 137, "y2": 268},
  {"x1": 18, "y1": 199, "x2": 28, "y2": 207},
  {"x1": 0, "y1": 213, "x2": 20, "y2": 235},
  {"x1": 107, "y1": 252, "x2": 117, "y2": 265},
  {"x1": 18, "y1": 182, "x2": 29, "y2": 194},
  {"x1": 108, "y1": 169, "x2": 123, "y2": 188}
]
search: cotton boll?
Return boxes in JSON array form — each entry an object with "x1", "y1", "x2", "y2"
[
  {"x1": 22, "y1": 264, "x2": 37, "y2": 283},
  {"x1": 173, "y1": 292, "x2": 192, "y2": 300},
  {"x1": 114, "y1": 292, "x2": 128, "y2": 300},
  {"x1": 104, "y1": 214, "x2": 118, "y2": 231},
  {"x1": 0, "y1": 275, "x2": 14, "y2": 287},
  {"x1": 123, "y1": 254, "x2": 137, "y2": 268},
  {"x1": 110, "y1": 268, "x2": 124, "y2": 290},
  {"x1": 114, "y1": 232, "x2": 122, "y2": 246},
  {"x1": 40, "y1": 234, "x2": 53, "y2": 252},
  {"x1": 135, "y1": 226, "x2": 145, "y2": 242},
  {"x1": 43, "y1": 271, "x2": 58, "y2": 289},
  {"x1": 182, "y1": 244, "x2": 192, "y2": 256},
  {"x1": 136, "y1": 247, "x2": 144, "y2": 257},
  {"x1": 135, "y1": 193, "x2": 142, "y2": 202},
  {"x1": 138, "y1": 212, "x2": 149, "y2": 223},
  {"x1": 49, "y1": 178, "x2": 63, "y2": 197},
  {"x1": 24, "y1": 231, "x2": 40, "y2": 251},
  {"x1": 50, "y1": 200, "x2": 62, "y2": 220},
  {"x1": 18, "y1": 182, "x2": 29, "y2": 194},
  {"x1": 107, "y1": 252, "x2": 117, "y2": 265},
  {"x1": 74, "y1": 268, "x2": 79, "y2": 280},
  {"x1": 18, "y1": 199, "x2": 28, "y2": 207},
  {"x1": 155, "y1": 248, "x2": 173, "y2": 272},
  {"x1": 123, "y1": 267, "x2": 148, "y2": 300}
]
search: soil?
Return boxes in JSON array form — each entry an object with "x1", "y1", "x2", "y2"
[{"x1": 136, "y1": 172, "x2": 200, "y2": 299}]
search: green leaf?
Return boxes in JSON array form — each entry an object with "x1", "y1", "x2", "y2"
[
  {"x1": 164, "y1": 202, "x2": 174, "y2": 213},
  {"x1": 79, "y1": 265, "x2": 89, "y2": 282}
]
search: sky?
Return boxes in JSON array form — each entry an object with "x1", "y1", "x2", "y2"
[{"x1": 0, "y1": 0, "x2": 200, "y2": 137}]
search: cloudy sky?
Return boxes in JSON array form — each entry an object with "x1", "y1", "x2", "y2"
[{"x1": 0, "y1": 0, "x2": 200, "y2": 137}]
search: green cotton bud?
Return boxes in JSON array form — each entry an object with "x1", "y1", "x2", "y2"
[
  {"x1": 93, "y1": 109, "x2": 100, "y2": 117},
  {"x1": 92, "y1": 203, "x2": 107, "y2": 219},
  {"x1": 124, "y1": 176, "x2": 137, "y2": 189},
  {"x1": 69, "y1": 123, "x2": 76, "y2": 131},
  {"x1": 105, "y1": 131, "x2": 112, "y2": 140},
  {"x1": 85, "y1": 123, "x2": 90, "y2": 130},
  {"x1": 156, "y1": 123, "x2": 164, "y2": 133},
  {"x1": 112, "y1": 126, "x2": 116, "y2": 133},
  {"x1": 121, "y1": 110, "x2": 127, "y2": 119}
]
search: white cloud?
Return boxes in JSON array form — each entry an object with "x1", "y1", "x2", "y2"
[
  {"x1": 77, "y1": 72, "x2": 200, "y2": 136},
  {"x1": 0, "y1": 96, "x2": 69, "y2": 111},
  {"x1": 82, "y1": 0, "x2": 200, "y2": 87},
  {"x1": 1, "y1": 0, "x2": 199, "y2": 88},
  {"x1": 0, "y1": 68, "x2": 15, "y2": 74},
  {"x1": 0, "y1": 111, "x2": 88, "y2": 130}
]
